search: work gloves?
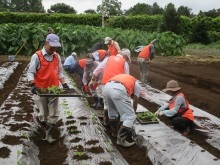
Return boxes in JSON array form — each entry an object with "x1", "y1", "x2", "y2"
[
  {"x1": 155, "y1": 110, "x2": 164, "y2": 116},
  {"x1": 83, "y1": 85, "x2": 89, "y2": 93},
  {"x1": 62, "y1": 83, "x2": 69, "y2": 89},
  {"x1": 92, "y1": 82, "x2": 98, "y2": 90},
  {"x1": 31, "y1": 83, "x2": 38, "y2": 95},
  {"x1": 154, "y1": 107, "x2": 165, "y2": 116}
]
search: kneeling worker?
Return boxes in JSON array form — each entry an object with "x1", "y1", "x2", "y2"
[{"x1": 155, "y1": 80, "x2": 194, "y2": 135}]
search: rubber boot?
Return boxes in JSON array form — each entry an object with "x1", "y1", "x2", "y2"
[
  {"x1": 143, "y1": 73, "x2": 147, "y2": 84},
  {"x1": 116, "y1": 126, "x2": 135, "y2": 147},
  {"x1": 140, "y1": 73, "x2": 143, "y2": 82},
  {"x1": 96, "y1": 97, "x2": 104, "y2": 108},
  {"x1": 43, "y1": 123, "x2": 56, "y2": 144},
  {"x1": 36, "y1": 116, "x2": 46, "y2": 128},
  {"x1": 103, "y1": 109, "x2": 109, "y2": 126},
  {"x1": 92, "y1": 95, "x2": 99, "y2": 108},
  {"x1": 109, "y1": 118, "x2": 119, "y2": 137}
]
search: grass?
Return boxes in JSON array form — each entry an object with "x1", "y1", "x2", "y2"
[{"x1": 183, "y1": 42, "x2": 220, "y2": 56}]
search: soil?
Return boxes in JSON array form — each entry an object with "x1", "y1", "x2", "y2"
[{"x1": 0, "y1": 54, "x2": 220, "y2": 164}]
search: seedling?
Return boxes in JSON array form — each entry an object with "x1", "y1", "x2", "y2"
[
  {"x1": 136, "y1": 111, "x2": 157, "y2": 121},
  {"x1": 18, "y1": 160, "x2": 23, "y2": 165},
  {"x1": 17, "y1": 150, "x2": 21, "y2": 158},
  {"x1": 69, "y1": 129, "x2": 77, "y2": 133},
  {"x1": 47, "y1": 85, "x2": 64, "y2": 94},
  {"x1": 74, "y1": 151, "x2": 85, "y2": 156},
  {"x1": 64, "y1": 110, "x2": 72, "y2": 117},
  {"x1": 39, "y1": 86, "x2": 64, "y2": 94},
  {"x1": 23, "y1": 133, "x2": 28, "y2": 139}
]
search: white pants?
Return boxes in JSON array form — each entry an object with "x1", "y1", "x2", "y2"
[{"x1": 103, "y1": 81, "x2": 136, "y2": 128}]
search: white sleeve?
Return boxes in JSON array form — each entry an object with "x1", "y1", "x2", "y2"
[{"x1": 93, "y1": 57, "x2": 108, "y2": 76}]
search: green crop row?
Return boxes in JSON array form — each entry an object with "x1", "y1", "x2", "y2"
[
  {"x1": 0, "y1": 23, "x2": 185, "y2": 57},
  {"x1": 0, "y1": 12, "x2": 219, "y2": 40}
]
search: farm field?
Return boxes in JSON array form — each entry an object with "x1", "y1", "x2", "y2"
[{"x1": 0, "y1": 54, "x2": 219, "y2": 164}]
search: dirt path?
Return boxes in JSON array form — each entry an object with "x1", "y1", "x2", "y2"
[{"x1": 130, "y1": 58, "x2": 220, "y2": 118}]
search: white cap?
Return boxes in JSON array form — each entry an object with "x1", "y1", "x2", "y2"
[
  {"x1": 104, "y1": 37, "x2": 112, "y2": 44},
  {"x1": 134, "y1": 46, "x2": 144, "y2": 53},
  {"x1": 71, "y1": 52, "x2": 77, "y2": 58},
  {"x1": 46, "y1": 34, "x2": 61, "y2": 47},
  {"x1": 120, "y1": 48, "x2": 131, "y2": 62}
]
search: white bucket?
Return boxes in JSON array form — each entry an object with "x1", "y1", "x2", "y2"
[{"x1": 8, "y1": 55, "x2": 14, "y2": 62}]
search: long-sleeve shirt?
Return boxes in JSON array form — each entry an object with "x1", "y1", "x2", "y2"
[
  {"x1": 160, "y1": 95, "x2": 188, "y2": 117},
  {"x1": 27, "y1": 47, "x2": 64, "y2": 82},
  {"x1": 93, "y1": 54, "x2": 129, "y2": 77},
  {"x1": 82, "y1": 60, "x2": 99, "y2": 85},
  {"x1": 63, "y1": 55, "x2": 76, "y2": 66}
]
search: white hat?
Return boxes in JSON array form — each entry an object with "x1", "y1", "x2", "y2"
[
  {"x1": 72, "y1": 52, "x2": 77, "y2": 56},
  {"x1": 134, "y1": 46, "x2": 144, "y2": 53},
  {"x1": 104, "y1": 37, "x2": 112, "y2": 44},
  {"x1": 120, "y1": 48, "x2": 131, "y2": 62},
  {"x1": 46, "y1": 34, "x2": 61, "y2": 47}
]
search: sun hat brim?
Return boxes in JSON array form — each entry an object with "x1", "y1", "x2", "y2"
[{"x1": 162, "y1": 87, "x2": 182, "y2": 92}]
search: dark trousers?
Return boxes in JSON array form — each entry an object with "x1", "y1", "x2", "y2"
[{"x1": 169, "y1": 114, "x2": 193, "y2": 132}]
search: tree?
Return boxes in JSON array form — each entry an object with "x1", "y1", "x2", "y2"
[
  {"x1": 124, "y1": 2, "x2": 163, "y2": 15},
  {"x1": 177, "y1": 6, "x2": 192, "y2": 17},
  {"x1": 124, "y1": 3, "x2": 151, "y2": 15},
  {"x1": 84, "y1": 9, "x2": 96, "y2": 14},
  {"x1": 201, "y1": 9, "x2": 220, "y2": 18},
  {"x1": 9, "y1": 0, "x2": 44, "y2": 13},
  {"x1": 190, "y1": 18, "x2": 210, "y2": 44},
  {"x1": 48, "y1": 3, "x2": 76, "y2": 14},
  {"x1": 97, "y1": 0, "x2": 123, "y2": 16},
  {"x1": 0, "y1": 0, "x2": 10, "y2": 11},
  {"x1": 160, "y1": 3, "x2": 181, "y2": 34},
  {"x1": 151, "y1": 2, "x2": 164, "y2": 15}
]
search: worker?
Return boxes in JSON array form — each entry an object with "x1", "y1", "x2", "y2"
[
  {"x1": 103, "y1": 74, "x2": 141, "y2": 147},
  {"x1": 155, "y1": 80, "x2": 194, "y2": 135},
  {"x1": 104, "y1": 37, "x2": 121, "y2": 56}
]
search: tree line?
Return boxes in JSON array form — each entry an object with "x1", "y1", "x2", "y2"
[{"x1": 0, "y1": 0, "x2": 219, "y2": 18}]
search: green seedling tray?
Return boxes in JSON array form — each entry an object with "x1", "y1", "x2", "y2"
[
  {"x1": 136, "y1": 117, "x2": 159, "y2": 124},
  {"x1": 36, "y1": 88, "x2": 82, "y2": 97},
  {"x1": 136, "y1": 112, "x2": 159, "y2": 125}
]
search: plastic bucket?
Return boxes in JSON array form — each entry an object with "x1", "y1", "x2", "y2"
[{"x1": 8, "y1": 55, "x2": 14, "y2": 62}]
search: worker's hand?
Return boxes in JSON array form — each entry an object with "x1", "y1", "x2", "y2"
[
  {"x1": 158, "y1": 111, "x2": 164, "y2": 116},
  {"x1": 83, "y1": 85, "x2": 89, "y2": 93},
  {"x1": 89, "y1": 79, "x2": 96, "y2": 87},
  {"x1": 154, "y1": 110, "x2": 160, "y2": 116},
  {"x1": 155, "y1": 110, "x2": 164, "y2": 116},
  {"x1": 31, "y1": 83, "x2": 38, "y2": 95},
  {"x1": 62, "y1": 83, "x2": 69, "y2": 89}
]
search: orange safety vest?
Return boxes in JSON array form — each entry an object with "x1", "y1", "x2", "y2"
[
  {"x1": 102, "y1": 56, "x2": 125, "y2": 85},
  {"x1": 138, "y1": 44, "x2": 152, "y2": 60},
  {"x1": 108, "y1": 41, "x2": 118, "y2": 56},
  {"x1": 34, "y1": 50, "x2": 59, "y2": 88},
  {"x1": 78, "y1": 59, "x2": 87, "y2": 69},
  {"x1": 110, "y1": 74, "x2": 136, "y2": 96},
  {"x1": 96, "y1": 49, "x2": 107, "y2": 61},
  {"x1": 169, "y1": 92, "x2": 194, "y2": 121}
]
